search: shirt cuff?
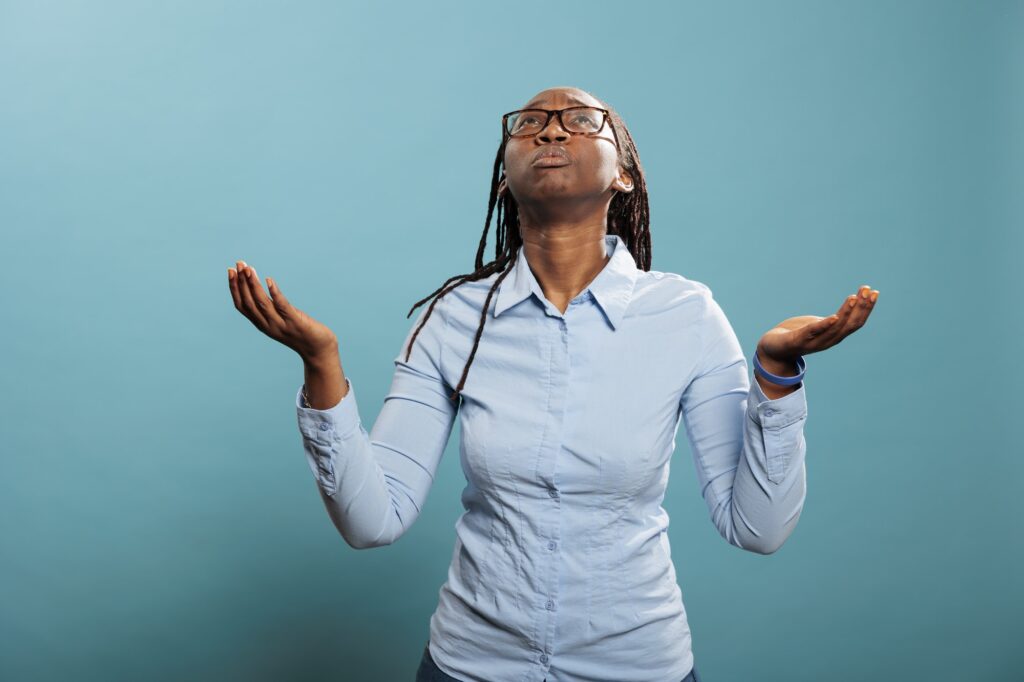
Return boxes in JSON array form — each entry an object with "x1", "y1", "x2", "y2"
[
  {"x1": 295, "y1": 376, "x2": 361, "y2": 441},
  {"x1": 747, "y1": 375, "x2": 808, "y2": 429}
]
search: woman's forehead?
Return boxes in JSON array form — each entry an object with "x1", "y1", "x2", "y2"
[{"x1": 521, "y1": 88, "x2": 602, "y2": 110}]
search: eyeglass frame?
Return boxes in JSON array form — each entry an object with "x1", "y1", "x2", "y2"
[{"x1": 501, "y1": 106, "x2": 619, "y2": 148}]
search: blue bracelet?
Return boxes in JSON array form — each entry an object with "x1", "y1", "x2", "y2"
[{"x1": 753, "y1": 349, "x2": 806, "y2": 387}]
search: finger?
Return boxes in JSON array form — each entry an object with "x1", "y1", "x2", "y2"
[
  {"x1": 802, "y1": 313, "x2": 845, "y2": 350},
  {"x1": 238, "y1": 264, "x2": 269, "y2": 329},
  {"x1": 228, "y1": 265, "x2": 243, "y2": 311},
  {"x1": 230, "y1": 261, "x2": 259, "y2": 326},
  {"x1": 846, "y1": 285, "x2": 874, "y2": 329},
  {"x1": 266, "y1": 277, "x2": 293, "y2": 319},
  {"x1": 834, "y1": 285, "x2": 877, "y2": 340},
  {"x1": 246, "y1": 266, "x2": 287, "y2": 329},
  {"x1": 827, "y1": 293, "x2": 857, "y2": 332},
  {"x1": 811, "y1": 291, "x2": 863, "y2": 348},
  {"x1": 849, "y1": 286, "x2": 879, "y2": 329},
  {"x1": 809, "y1": 315, "x2": 842, "y2": 338}
]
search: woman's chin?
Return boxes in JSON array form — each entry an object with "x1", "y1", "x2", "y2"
[{"x1": 514, "y1": 180, "x2": 595, "y2": 202}]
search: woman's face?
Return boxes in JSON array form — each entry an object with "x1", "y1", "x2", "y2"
[{"x1": 500, "y1": 87, "x2": 632, "y2": 207}]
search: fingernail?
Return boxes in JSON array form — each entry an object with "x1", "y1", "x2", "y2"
[{"x1": 870, "y1": 292, "x2": 878, "y2": 302}]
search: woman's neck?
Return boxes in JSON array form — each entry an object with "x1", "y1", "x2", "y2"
[{"x1": 518, "y1": 216, "x2": 611, "y2": 315}]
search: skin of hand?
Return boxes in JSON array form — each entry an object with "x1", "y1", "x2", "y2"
[
  {"x1": 754, "y1": 285, "x2": 880, "y2": 399},
  {"x1": 227, "y1": 260, "x2": 338, "y2": 363},
  {"x1": 228, "y1": 260, "x2": 348, "y2": 408}
]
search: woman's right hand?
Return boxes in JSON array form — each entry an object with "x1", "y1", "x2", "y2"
[{"x1": 228, "y1": 260, "x2": 338, "y2": 363}]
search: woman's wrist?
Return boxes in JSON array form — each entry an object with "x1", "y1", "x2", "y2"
[
  {"x1": 301, "y1": 346, "x2": 348, "y2": 409},
  {"x1": 300, "y1": 341, "x2": 340, "y2": 371},
  {"x1": 753, "y1": 346, "x2": 802, "y2": 400},
  {"x1": 755, "y1": 348, "x2": 800, "y2": 377}
]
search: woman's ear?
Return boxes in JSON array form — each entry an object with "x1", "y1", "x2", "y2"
[
  {"x1": 497, "y1": 176, "x2": 508, "y2": 197},
  {"x1": 612, "y1": 170, "x2": 634, "y2": 194}
]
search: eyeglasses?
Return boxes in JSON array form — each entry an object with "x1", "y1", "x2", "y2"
[{"x1": 502, "y1": 106, "x2": 613, "y2": 141}]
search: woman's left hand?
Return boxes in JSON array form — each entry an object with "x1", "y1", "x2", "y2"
[{"x1": 757, "y1": 285, "x2": 879, "y2": 367}]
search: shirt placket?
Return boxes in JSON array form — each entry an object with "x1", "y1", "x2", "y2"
[{"x1": 533, "y1": 292, "x2": 586, "y2": 674}]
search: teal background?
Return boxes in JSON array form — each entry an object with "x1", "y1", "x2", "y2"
[{"x1": 1, "y1": 1, "x2": 1020, "y2": 680}]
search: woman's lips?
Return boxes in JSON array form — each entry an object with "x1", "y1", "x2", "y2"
[
  {"x1": 532, "y1": 147, "x2": 571, "y2": 168},
  {"x1": 532, "y1": 154, "x2": 571, "y2": 168}
]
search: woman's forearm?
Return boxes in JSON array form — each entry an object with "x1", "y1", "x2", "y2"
[{"x1": 302, "y1": 343, "x2": 349, "y2": 410}]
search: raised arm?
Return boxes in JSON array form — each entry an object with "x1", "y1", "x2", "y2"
[
  {"x1": 226, "y1": 260, "x2": 458, "y2": 551},
  {"x1": 295, "y1": 298, "x2": 459, "y2": 550},
  {"x1": 679, "y1": 288, "x2": 809, "y2": 555},
  {"x1": 680, "y1": 283, "x2": 878, "y2": 555}
]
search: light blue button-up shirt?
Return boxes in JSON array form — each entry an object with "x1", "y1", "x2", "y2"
[{"x1": 296, "y1": 234, "x2": 808, "y2": 682}]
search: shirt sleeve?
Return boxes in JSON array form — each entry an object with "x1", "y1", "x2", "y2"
[
  {"x1": 294, "y1": 298, "x2": 459, "y2": 549},
  {"x1": 679, "y1": 286, "x2": 808, "y2": 555}
]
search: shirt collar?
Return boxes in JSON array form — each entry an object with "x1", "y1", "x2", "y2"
[{"x1": 492, "y1": 233, "x2": 639, "y2": 330}]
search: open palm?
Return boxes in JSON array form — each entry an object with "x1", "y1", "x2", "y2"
[{"x1": 758, "y1": 285, "x2": 879, "y2": 362}]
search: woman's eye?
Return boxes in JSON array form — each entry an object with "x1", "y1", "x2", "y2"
[{"x1": 511, "y1": 116, "x2": 542, "y2": 134}]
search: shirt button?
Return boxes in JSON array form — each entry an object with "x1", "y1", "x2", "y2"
[
  {"x1": 547, "y1": 540, "x2": 557, "y2": 550},
  {"x1": 763, "y1": 409, "x2": 775, "y2": 416},
  {"x1": 318, "y1": 423, "x2": 330, "y2": 431},
  {"x1": 545, "y1": 600, "x2": 555, "y2": 610},
  {"x1": 540, "y1": 654, "x2": 549, "y2": 664},
  {"x1": 548, "y1": 489, "x2": 558, "y2": 498}
]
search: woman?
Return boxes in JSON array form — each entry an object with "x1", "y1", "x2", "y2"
[{"x1": 227, "y1": 86, "x2": 878, "y2": 682}]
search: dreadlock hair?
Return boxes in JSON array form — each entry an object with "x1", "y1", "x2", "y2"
[{"x1": 403, "y1": 93, "x2": 651, "y2": 404}]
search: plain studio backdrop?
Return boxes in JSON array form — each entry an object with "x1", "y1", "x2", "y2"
[{"x1": 1, "y1": 1, "x2": 1020, "y2": 680}]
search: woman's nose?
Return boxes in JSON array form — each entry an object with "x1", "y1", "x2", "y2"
[{"x1": 538, "y1": 114, "x2": 569, "y2": 142}]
